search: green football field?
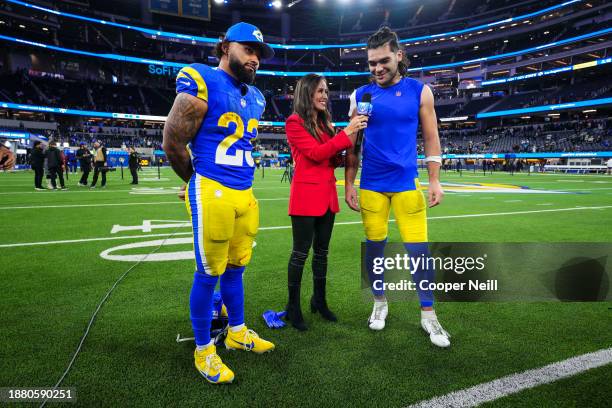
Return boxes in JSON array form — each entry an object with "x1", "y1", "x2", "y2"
[{"x1": 1, "y1": 167, "x2": 611, "y2": 407}]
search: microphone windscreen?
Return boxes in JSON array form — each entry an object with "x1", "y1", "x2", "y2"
[{"x1": 361, "y1": 93, "x2": 372, "y2": 103}]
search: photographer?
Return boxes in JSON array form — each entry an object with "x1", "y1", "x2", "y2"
[
  {"x1": 128, "y1": 147, "x2": 139, "y2": 185},
  {"x1": 47, "y1": 141, "x2": 67, "y2": 190},
  {"x1": 90, "y1": 141, "x2": 107, "y2": 189},
  {"x1": 76, "y1": 142, "x2": 92, "y2": 186}
]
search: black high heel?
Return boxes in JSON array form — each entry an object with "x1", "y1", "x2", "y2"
[
  {"x1": 285, "y1": 303, "x2": 308, "y2": 331},
  {"x1": 310, "y1": 296, "x2": 337, "y2": 322}
]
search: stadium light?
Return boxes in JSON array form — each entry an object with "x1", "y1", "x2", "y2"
[
  {"x1": 213, "y1": 0, "x2": 224, "y2": 4},
  {"x1": 268, "y1": 0, "x2": 282, "y2": 9}
]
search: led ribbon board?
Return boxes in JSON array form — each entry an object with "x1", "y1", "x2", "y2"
[
  {"x1": 482, "y1": 58, "x2": 612, "y2": 86},
  {"x1": 476, "y1": 97, "x2": 612, "y2": 118},
  {"x1": 2, "y1": 97, "x2": 610, "y2": 123},
  {"x1": 5, "y1": 0, "x2": 583, "y2": 50},
  {"x1": 0, "y1": 101, "x2": 347, "y2": 126},
  {"x1": 1, "y1": 27, "x2": 610, "y2": 76}
]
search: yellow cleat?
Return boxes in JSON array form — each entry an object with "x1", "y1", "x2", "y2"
[
  {"x1": 224, "y1": 326, "x2": 275, "y2": 354},
  {"x1": 194, "y1": 345, "x2": 234, "y2": 384}
]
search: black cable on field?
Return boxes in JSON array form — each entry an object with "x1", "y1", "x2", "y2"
[{"x1": 40, "y1": 227, "x2": 184, "y2": 408}]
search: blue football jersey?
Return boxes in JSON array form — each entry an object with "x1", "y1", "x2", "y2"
[
  {"x1": 175, "y1": 63, "x2": 266, "y2": 190},
  {"x1": 350, "y1": 77, "x2": 424, "y2": 192}
]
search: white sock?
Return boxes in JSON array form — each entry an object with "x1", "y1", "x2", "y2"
[
  {"x1": 196, "y1": 340, "x2": 213, "y2": 351},
  {"x1": 230, "y1": 324, "x2": 245, "y2": 333},
  {"x1": 374, "y1": 299, "x2": 387, "y2": 305},
  {"x1": 421, "y1": 310, "x2": 437, "y2": 320}
]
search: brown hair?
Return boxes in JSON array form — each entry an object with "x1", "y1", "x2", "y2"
[
  {"x1": 292, "y1": 73, "x2": 334, "y2": 141},
  {"x1": 367, "y1": 26, "x2": 409, "y2": 77}
]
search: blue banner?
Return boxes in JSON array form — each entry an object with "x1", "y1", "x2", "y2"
[
  {"x1": 181, "y1": 0, "x2": 210, "y2": 20},
  {"x1": 150, "y1": 0, "x2": 179, "y2": 14}
]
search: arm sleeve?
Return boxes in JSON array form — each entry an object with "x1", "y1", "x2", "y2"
[
  {"x1": 175, "y1": 65, "x2": 209, "y2": 102},
  {"x1": 285, "y1": 116, "x2": 353, "y2": 164},
  {"x1": 348, "y1": 90, "x2": 357, "y2": 116}
]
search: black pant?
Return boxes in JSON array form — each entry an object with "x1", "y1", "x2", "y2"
[
  {"x1": 91, "y1": 163, "x2": 106, "y2": 187},
  {"x1": 129, "y1": 166, "x2": 138, "y2": 184},
  {"x1": 80, "y1": 166, "x2": 91, "y2": 185},
  {"x1": 288, "y1": 210, "x2": 336, "y2": 287},
  {"x1": 33, "y1": 166, "x2": 44, "y2": 188},
  {"x1": 48, "y1": 166, "x2": 65, "y2": 189}
]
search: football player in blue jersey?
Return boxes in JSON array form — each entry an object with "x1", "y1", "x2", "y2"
[
  {"x1": 162, "y1": 22, "x2": 276, "y2": 384},
  {"x1": 345, "y1": 27, "x2": 451, "y2": 347}
]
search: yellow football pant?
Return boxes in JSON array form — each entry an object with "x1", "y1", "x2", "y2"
[
  {"x1": 185, "y1": 174, "x2": 259, "y2": 276},
  {"x1": 359, "y1": 180, "x2": 427, "y2": 242}
]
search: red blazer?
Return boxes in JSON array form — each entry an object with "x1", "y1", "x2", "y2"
[{"x1": 285, "y1": 113, "x2": 353, "y2": 216}]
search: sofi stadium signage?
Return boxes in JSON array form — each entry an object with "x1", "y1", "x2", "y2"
[{"x1": 148, "y1": 65, "x2": 182, "y2": 77}]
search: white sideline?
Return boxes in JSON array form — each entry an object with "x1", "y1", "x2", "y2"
[
  {"x1": 407, "y1": 348, "x2": 612, "y2": 408},
  {"x1": 1, "y1": 205, "x2": 611, "y2": 248},
  {"x1": 0, "y1": 196, "x2": 290, "y2": 210}
]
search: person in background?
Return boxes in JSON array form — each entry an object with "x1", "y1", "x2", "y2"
[
  {"x1": 46, "y1": 141, "x2": 67, "y2": 190},
  {"x1": 128, "y1": 147, "x2": 139, "y2": 185},
  {"x1": 284, "y1": 73, "x2": 368, "y2": 331},
  {"x1": 90, "y1": 141, "x2": 107, "y2": 189},
  {"x1": 76, "y1": 142, "x2": 92, "y2": 186},
  {"x1": 30, "y1": 141, "x2": 46, "y2": 190}
]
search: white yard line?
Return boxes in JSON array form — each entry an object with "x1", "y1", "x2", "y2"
[
  {"x1": 407, "y1": 348, "x2": 612, "y2": 408},
  {"x1": 0, "y1": 201, "x2": 181, "y2": 210},
  {"x1": 2, "y1": 205, "x2": 611, "y2": 248},
  {"x1": 0, "y1": 196, "x2": 292, "y2": 210}
]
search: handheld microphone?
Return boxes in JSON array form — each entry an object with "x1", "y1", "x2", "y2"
[{"x1": 354, "y1": 93, "x2": 372, "y2": 156}]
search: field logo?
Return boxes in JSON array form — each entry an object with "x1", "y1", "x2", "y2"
[
  {"x1": 335, "y1": 180, "x2": 569, "y2": 194},
  {"x1": 101, "y1": 219, "x2": 193, "y2": 262}
]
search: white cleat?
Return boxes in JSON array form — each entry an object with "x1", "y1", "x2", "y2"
[
  {"x1": 368, "y1": 301, "x2": 388, "y2": 331},
  {"x1": 421, "y1": 318, "x2": 451, "y2": 348}
]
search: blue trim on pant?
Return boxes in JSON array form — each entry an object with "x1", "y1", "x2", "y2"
[{"x1": 188, "y1": 173, "x2": 206, "y2": 273}]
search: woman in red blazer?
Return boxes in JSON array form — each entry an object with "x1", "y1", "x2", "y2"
[{"x1": 284, "y1": 73, "x2": 368, "y2": 330}]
